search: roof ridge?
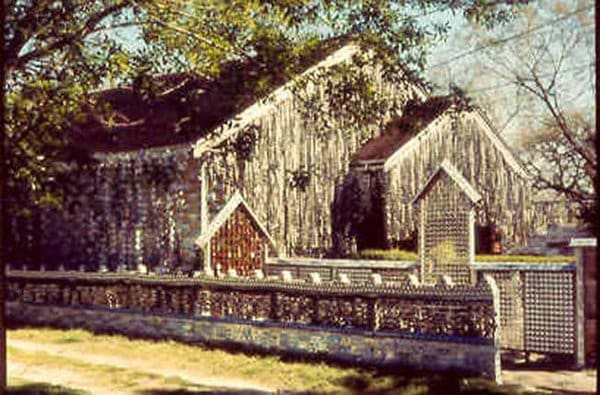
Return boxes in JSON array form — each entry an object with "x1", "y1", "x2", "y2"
[
  {"x1": 73, "y1": 39, "x2": 357, "y2": 154},
  {"x1": 351, "y1": 96, "x2": 453, "y2": 164}
]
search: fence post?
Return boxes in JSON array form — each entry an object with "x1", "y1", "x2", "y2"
[
  {"x1": 369, "y1": 297, "x2": 380, "y2": 331},
  {"x1": 521, "y1": 270, "x2": 528, "y2": 354},
  {"x1": 573, "y1": 247, "x2": 585, "y2": 369},
  {"x1": 483, "y1": 274, "x2": 502, "y2": 384}
]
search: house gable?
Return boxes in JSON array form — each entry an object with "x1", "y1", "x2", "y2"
[
  {"x1": 192, "y1": 43, "x2": 429, "y2": 158},
  {"x1": 350, "y1": 96, "x2": 452, "y2": 166},
  {"x1": 344, "y1": 96, "x2": 533, "y2": 250},
  {"x1": 469, "y1": 108, "x2": 528, "y2": 178},
  {"x1": 195, "y1": 191, "x2": 276, "y2": 250},
  {"x1": 383, "y1": 109, "x2": 527, "y2": 177},
  {"x1": 412, "y1": 160, "x2": 482, "y2": 205},
  {"x1": 350, "y1": 97, "x2": 528, "y2": 179}
]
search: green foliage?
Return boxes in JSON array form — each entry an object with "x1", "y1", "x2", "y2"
[
  {"x1": 355, "y1": 249, "x2": 418, "y2": 261},
  {"x1": 331, "y1": 172, "x2": 391, "y2": 255},
  {"x1": 475, "y1": 254, "x2": 576, "y2": 263},
  {"x1": 331, "y1": 173, "x2": 368, "y2": 255},
  {"x1": 231, "y1": 125, "x2": 261, "y2": 162},
  {"x1": 292, "y1": 55, "x2": 393, "y2": 142}
]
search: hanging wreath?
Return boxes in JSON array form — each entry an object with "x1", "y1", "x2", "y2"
[
  {"x1": 232, "y1": 125, "x2": 260, "y2": 161},
  {"x1": 288, "y1": 167, "x2": 312, "y2": 192}
]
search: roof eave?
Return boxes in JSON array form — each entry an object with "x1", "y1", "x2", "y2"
[
  {"x1": 382, "y1": 112, "x2": 446, "y2": 172},
  {"x1": 193, "y1": 44, "x2": 362, "y2": 159},
  {"x1": 349, "y1": 159, "x2": 386, "y2": 170},
  {"x1": 471, "y1": 108, "x2": 530, "y2": 179}
]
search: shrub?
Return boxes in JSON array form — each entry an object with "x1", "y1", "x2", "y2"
[
  {"x1": 475, "y1": 254, "x2": 576, "y2": 263},
  {"x1": 355, "y1": 249, "x2": 418, "y2": 261}
]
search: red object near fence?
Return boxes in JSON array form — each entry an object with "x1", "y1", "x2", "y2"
[{"x1": 196, "y1": 191, "x2": 276, "y2": 277}]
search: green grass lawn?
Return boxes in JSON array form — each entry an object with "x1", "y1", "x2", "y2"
[{"x1": 7, "y1": 327, "x2": 544, "y2": 394}]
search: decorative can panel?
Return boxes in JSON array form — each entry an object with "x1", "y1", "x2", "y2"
[
  {"x1": 524, "y1": 271, "x2": 575, "y2": 354},
  {"x1": 481, "y1": 271, "x2": 525, "y2": 350},
  {"x1": 210, "y1": 206, "x2": 267, "y2": 276}
]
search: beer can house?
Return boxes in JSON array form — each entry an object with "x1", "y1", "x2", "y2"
[
  {"x1": 412, "y1": 160, "x2": 482, "y2": 285},
  {"x1": 195, "y1": 191, "x2": 276, "y2": 277}
]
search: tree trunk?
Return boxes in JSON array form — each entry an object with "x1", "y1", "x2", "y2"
[{"x1": 0, "y1": 2, "x2": 8, "y2": 383}]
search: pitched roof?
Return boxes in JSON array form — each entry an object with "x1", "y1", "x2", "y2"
[
  {"x1": 350, "y1": 96, "x2": 529, "y2": 179},
  {"x1": 194, "y1": 191, "x2": 277, "y2": 250},
  {"x1": 68, "y1": 38, "x2": 356, "y2": 154},
  {"x1": 351, "y1": 96, "x2": 453, "y2": 163},
  {"x1": 70, "y1": 74, "x2": 207, "y2": 153},
  {"x1": 411, "y1": 160, "x2": 482, "y2": 205},
  {"x1": 569, "y1": 237, "x2": 597, "y2": 247}
]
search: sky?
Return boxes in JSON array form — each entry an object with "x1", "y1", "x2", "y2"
[{"x1": 423, "y1": 1, "x2": 595, "y2": 143}]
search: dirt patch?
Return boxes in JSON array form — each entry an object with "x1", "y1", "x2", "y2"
[
  {"x1": 9, "y1": 360, "x2": 120, "y2": 395},
  {"x1": 502, "y1": 369, "x2": 596, "y2": 394}
]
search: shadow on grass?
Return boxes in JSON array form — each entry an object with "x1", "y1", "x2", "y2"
[
  {"x1": 296, "y1": 367, "x2": 544, "y2": 395},
  {"x1": 7, "y1": 324, "x2": 546, "y2": 395},
  {"x1": 535, "y1": 388, "x2": 594, "y2": 395},
  {"x1": 137, "y1": 390, "x2": 270, "y2": 395},
  {"x1": 6, "y1": 383, "x2": 88, "y2": 395}
]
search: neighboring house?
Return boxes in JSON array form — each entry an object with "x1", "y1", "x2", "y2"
[
  {"x1": 517, "y1": 224, "x2": 592, "y2": 256},
  {"x1": 5, "y1": 41, "x2": 533, "y2": 272},
  {"x1": 520, "y1": 190, "x2": 589, "y2": 255},
  {"x1": 531, "y1": 198, "x2": 584, "y2": 234}
]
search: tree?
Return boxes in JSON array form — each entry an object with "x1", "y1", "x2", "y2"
[{"x1": 471, "y1": 2, "x2": 596, "y2": 232}]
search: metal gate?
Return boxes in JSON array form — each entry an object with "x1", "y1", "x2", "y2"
[
  {"x1": 476, "y1": 262, "x2": 577, "y2": 356},
  {"x1": 523, "y1": 270, "x2": 575, "y2": 354}
]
